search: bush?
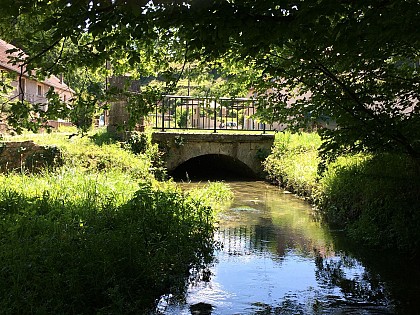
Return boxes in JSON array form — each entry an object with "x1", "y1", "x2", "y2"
[
  {"x1": 0, "y1": 179, "x2": 215, "y2": 314},
  {"x1": 0, "y1": 130, "x2": 220, "y2": 313},
  {"x1": 124, "y1": 131, "x2": 167, "y2": 180},
  {"x1": 265, "y1": 131, "x2": 420, "y2": 255},
  {"x1": 315, "y1": 153, "x2": 420, "y2": 254},
  {"x1": 264, "y1": 131, "x2": 321, "y2": 197}
]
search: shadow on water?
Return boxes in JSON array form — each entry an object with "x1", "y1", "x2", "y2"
[
  {"x1": 327, "y1": 232, "x2": 420, "y2": 315},
  {"x1": 154, "y1": 181, "x2": 420, "y2": 315},
  {"x1": 169, "y1": 154, "x2": 258, "y2": 181}
]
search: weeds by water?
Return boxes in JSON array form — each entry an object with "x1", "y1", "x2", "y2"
[
  {"x1": 265, "y1": 131, "x2": 420, "y2": 256},
  {"x1": 187, "y1": 181, "x2": 234, "y2": 211},
  {"x1": 315, "y1": 153, "x2": 420, "y2": 254},
  {"x1": 264, "y1": 131, "x2": 321, "y2": 197},
  {"x1": 0, "y1": 129, "x2": 228, "y2": 314}
]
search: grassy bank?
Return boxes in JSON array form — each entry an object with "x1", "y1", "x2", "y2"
[
  {"x1": 0, "y1": 129, "x2": 231, "y2": 314},
  {"x1": 264, "y1": 131, "x2": 322, "y2": 198},
  {"x1": 264, "y1": 132, "x2": 420, "y2": 256}
]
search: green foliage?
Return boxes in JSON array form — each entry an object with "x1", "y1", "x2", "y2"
[
  {"x1": 1, "y1": 0, "x2": 419, "y2": 161},
  {"x1": 314, "y1": 153, "x2": 420, "y2": 254},
  {"x1": 5, "y1": 98, "x2": 64, "y2": 135},
  {"x1": 5, "y1": 129, "x2": 154, "y2": 180},
  {"x1": 3, "y1": 87, "x2": 70, "y2": 135},
  {"x1": 176, "y1": 108, "x2": 188, "y2": 128},
  {"x1": 187, "y1": 181, "x2": 233, "y2": 212},
  {"x1": 124, "y1": 86, "x2": 163, "y2": 131},
  {"x1": 174, "y1": 60, "x2": 260, "y2": 98},
  {"x1": 125, "y1": 131, "x2": 149, "y2": 155},
  {"x1": 255, "y1": 147, "x2": 270, "y2": 161},
  {"x1": 24, "y1": 145, "x2": 62, "y2": 172},
  {"x1": 265, "y1": 132, "x2": 420, "y2": 255},
  {"x1": 174, "y1": 135, "x2": 185, "y2": 148},
  {"x1": 124, "y1": 130, "x2": 167, "y2": 180},
  {"x1": 0, "y1": 70, "x2": 14, "y2": 110},
  {"x1": 67, "y1": 93, "x2": 98, "y2": 134},
  {"x1": 264, "y1": 131, "x2": 322, "y2": 197},
  {"x1": 0, "y1": 179, "x2": 215, "y2": 314},
  {"x1": 0, "y1": 130, "x2": 220, "y2": 313}
]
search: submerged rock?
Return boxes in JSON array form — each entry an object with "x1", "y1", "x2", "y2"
[{"x1": 189, "y1": 302, "x2": 213, "y2": 315}]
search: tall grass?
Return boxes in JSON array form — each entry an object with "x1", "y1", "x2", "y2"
[
  {"x1": 0, "y1": 181, "x2": 216, "y2": 314},
  {"x1": 0, "y1": 129, "x2": 221, "y2": 313},
  {"x1": 3, "y1": 128, "x2": 155, "y2": 180},
  {"x1": 264, "y1": 131, "x2": 420, "y2": 255},
  {"x1": 0, "y1": 167, "x2": 139, "y2": 207},
  {"x1": 315, "y1": 153, "x2": 420, "y2": 253},
  {"x1": 264, "y1": 131, "x2": 322, "y2": 197},
  {"x1": 187, "y1": 181, "x2": 234, "y2": 211}
]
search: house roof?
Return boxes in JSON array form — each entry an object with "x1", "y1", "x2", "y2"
[
  {"x1": 0, "y1": 38, "x2": 73, "y2": 92},
  {"x1": 0, "y1": 38, "x2": 26, "y2": 73}
]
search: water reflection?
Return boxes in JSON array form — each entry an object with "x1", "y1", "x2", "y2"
[{"x1": 156, "y1": 181, "x2": 407, "y2": 314}]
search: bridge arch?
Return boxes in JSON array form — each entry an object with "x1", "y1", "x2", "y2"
[
  {"x1": 170, "y1": 153, "x2": 257, "y2": 181},
  {"x1": 152, "y1": 132, "x2": 274, "y2": 179}
]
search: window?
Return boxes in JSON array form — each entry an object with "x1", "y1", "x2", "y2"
[{"x1": 37, "y1": 85, "x2": 42, "y2": 96}]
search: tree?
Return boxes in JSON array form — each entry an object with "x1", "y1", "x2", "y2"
[
  {"x1": 164, "y1": 0, "x2": 420, "y2": 164},
  {"x1": 0, "y1": 1, "x2": 189, "y2": 133},
  {"x1": 176, "y1": 107, "x2": 188, "y2": 128},
  {"x1": 0, "y1": 0, "x2": 418, "y2": 164}
]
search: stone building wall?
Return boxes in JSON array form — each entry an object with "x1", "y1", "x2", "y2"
[
  {"x1": 107, "y1": 100, "x2": 145, "y2": 139},
  {"x1": 0, "y1": 141, "x2": 62, "y2": 173},
  {"x1": 107, "y1": 100, "x2": 130, "y2": 136}
]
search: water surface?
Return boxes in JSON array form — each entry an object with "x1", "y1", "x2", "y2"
[{"x1": 156, "y1": 181, "x2": 420, "y2": 315}]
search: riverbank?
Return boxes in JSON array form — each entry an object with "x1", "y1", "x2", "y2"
[
  {"x1": 264, "y1": 132, "x2": 420, "y2": 257},
  {"x1": 0, "y1": 128, "x2": 231, "y2": 314},
  {"x1": 164, "y1": 180, "x2": 420, "y2": 315}
]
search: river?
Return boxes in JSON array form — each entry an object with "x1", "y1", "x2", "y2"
[{"x1": 155, "y1": 181, "x2": 420, "y2": 315}]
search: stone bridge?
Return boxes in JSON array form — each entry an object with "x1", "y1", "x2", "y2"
[{"x1": 151, "y1": 132, "x2": 274, "y2": 179}]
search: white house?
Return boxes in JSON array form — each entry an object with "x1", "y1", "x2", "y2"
[{"x1": 0, "y1": 39, "x2": 73, "y2": 110}]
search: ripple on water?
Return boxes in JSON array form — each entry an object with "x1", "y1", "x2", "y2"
[{"x1": 156, "y1": 181, "x2": 403, "y2": 315}]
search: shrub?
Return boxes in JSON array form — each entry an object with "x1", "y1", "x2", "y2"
[
  {"x1": 265, "y1": 131, "x2": 420, "y2": 255},
  {"x1": 264, "y1": 131, "x2": 321, "y2": 197},
  {"x1": 314, "y1": 153, "x2": 420, "y2": 254},
  {"x1": 0, "y1": 179, "x2": 216, "y2": 314},
  {"x1": 125, "y1": 131, "x2": 149, "y2": 154},
  {"x1": 0, "y1": 129, "x2": 220, "y2": 313},
  {"x1": 124, "y1": 130, "x2": 167, "y2": 180}
]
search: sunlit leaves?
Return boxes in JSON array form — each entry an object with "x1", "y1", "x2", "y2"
[{"x1": 0, "y1": 0, "x2": 418, "y2": 161}]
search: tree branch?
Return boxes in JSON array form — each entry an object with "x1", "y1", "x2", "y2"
[{"x1": 313, "y1": 59, "x2": 418, "y2": 158}]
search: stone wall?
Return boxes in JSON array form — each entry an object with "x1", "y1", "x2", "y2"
[
  {"x1": 152, "y1": 132, "x2": 274, "y2": 178},
  {"x1": 0, "y1": 141, "x2": 62, "y2": 173},
  {"x1": 107, "y1": 100, "x2": 130, "y2": 135}
]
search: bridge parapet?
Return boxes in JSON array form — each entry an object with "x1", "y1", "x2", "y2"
[{"x1": 152, "y1": 132, "x2": 274, "y2": 178}]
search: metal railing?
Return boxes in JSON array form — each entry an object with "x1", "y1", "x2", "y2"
[{"x1": 151, "y1": 95, "x2": 273, "y2": 133}]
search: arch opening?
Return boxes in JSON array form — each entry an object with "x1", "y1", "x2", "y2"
[{"x1": 169, "y1": 154, "x2": 257, "y2": 181}]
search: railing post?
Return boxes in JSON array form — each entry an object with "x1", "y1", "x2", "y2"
[
  {"x1": 155, "y1": 100, "x2": 158, "y2": 129},
  {"x1": 213, "y1": 99, "x2": 217, "y2": 133},
  {"x1": 262, "y1": 99, "x2": 266, "y2": 134},
  {"x1": 161, "y1": 96, "x2": 165, "y2": 132}
]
